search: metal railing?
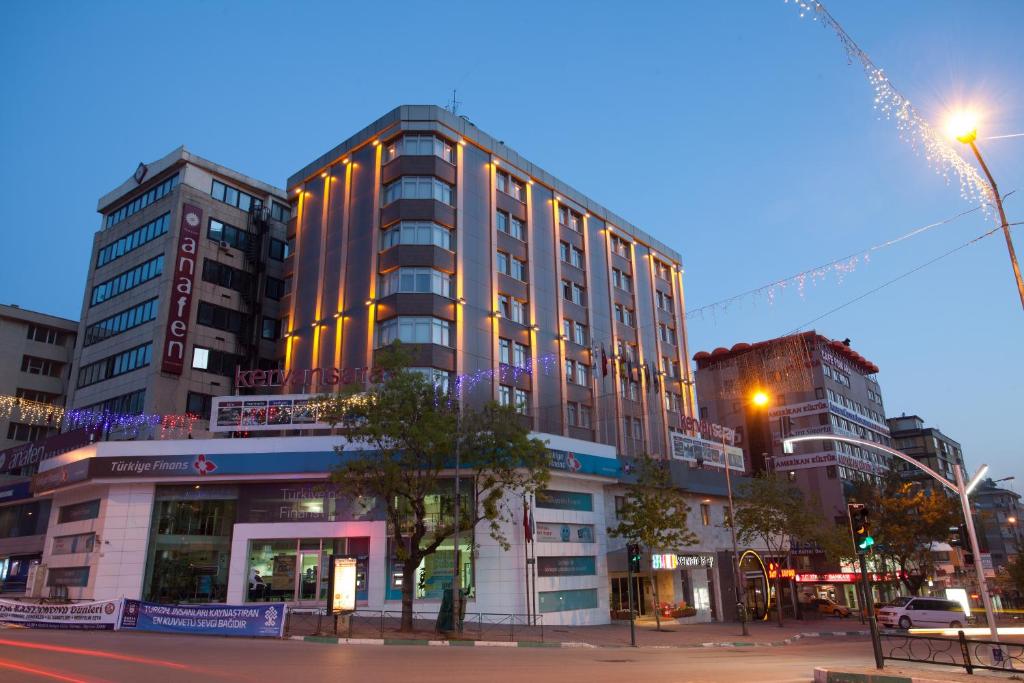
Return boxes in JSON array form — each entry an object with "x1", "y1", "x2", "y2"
[
  {"x1": 284, "y1": 608, "x2": 543, "y2": 642},
  {"x1": 882, "y1": 631, "x2": 1024, "y2": 674}
]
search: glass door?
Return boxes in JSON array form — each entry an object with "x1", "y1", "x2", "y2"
[{"x1": 298, "y1": 551, "x2": 319, "y2": 602}]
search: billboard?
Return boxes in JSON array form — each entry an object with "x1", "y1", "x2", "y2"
[
  {"x1": 669, "y1": 432, "x2": 744, "y2": 472},
  {"x1": 209, "y1": 394, "x2": 331, "y2": 432}
]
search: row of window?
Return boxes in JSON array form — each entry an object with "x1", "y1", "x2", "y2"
[
  {"x1": 614, "y1": 303, "x2": 635, "y2": 327},
  {"x1": 497, "y1": 211, "x2": 525, "y2": 241},
  {"x1": 612, "y1": 268, "x2": 632, "y2": 293},
  {"x1": 825, "y1": 388, "x2": 884, "y2": 424},
  {"x1": 376, "y1": 316, "x2": 452, "y2": 348},
  {"x1": 559, "y1": 242, "x2": 585, "y2": 269},
  {"x1": 26, "y1": 324, "x2": 68, "y2": 345},
  {"x1": 83, "y1": 298, "x2": 158, "y2": 347},
  {"x1": 657, "y1": 323, "x2": 677, "y2": 345},
  {"x1": 497, "y1": 252, "x2": 527, "y2": 281},
  {"x1": 561, "y1": 319, "x2": 588, "y2": 346},
  {"x1": 622, "y1": 416, "x2": 644, "y2": 441},
  {"x1": 495, "y1": 170, "x2": 526, "y2": 202},
  {"x1": 653, "y1": 259, "x2": 673, "y2": 281},
  {"x1": 211, "y1": 179, "x2": 263, "y2": 214},
  {"x1": 620, "y1": 379, "x2": 641, "y2": 401},
  {"x1": 384, "y1": 134, "x2": 455, "y2": 165},
  {"x1": 609, "y1": 234, "x2": 631, "y2": 260},
  {"x1": 379, "y1": 267, "x2": 451, "y2": 298},
  {"x1": 105, "y1": 174, "x2": 179, "y2": 229},
  {"x1": 21, "y1": 355, "x2": 63, "y2": 377},
  {"x1": 498, "y1": 294, "x2": 529, "y2": 324},
  {"x1": 823, "y1": 363, "x2": 851, "y2": 388},
  {"x1": 866, "y1": 387, "x2": 884, "y2": 407},
  {"x1": 209, "y1": 218, "x2": 253, "y2": 251},
  {"x1": 192, "y1": 346, "x2": 244, "y2": 377},
  {"x1": 562, "y1": 280, "x2": 585, "y2": 306},
  {"x1": 197, "y1": 301, "x2": 247, "y2": 334},
  {"x1": 566, "y1": 402, "x2": 592, "y2": 428},
  {"x1": 381, "y1": 221, "x2": 452, "y2": 251},
  {"x1": 558, "y1": 206, "x2": 583, "y2": 233},
  {"x1": 15, "y1": 388, "x2": 59, "y2": 404},
  {"x1": 201, "y1": 259, "x2": 251, "y2": 294},
  {"x1": 90, "y1": 255, "x2": 164, "y2": 306},
  {"x1": 660, "y1": 356, "x2": 682, "y2": 379},
  {"x1": 498, "y1": 338, "x2": 530, "y2": 369},
  {"x1": 497, "y1": 385, "x2": 529, "y2": 414},
  {"x1": 96, "y1": 212, "x2": 170, "y2": 268},
  {"x1": 77, "y1": 343, "x2": 152, "y2": 388},
  {"x1": 383, "y1": 176, "x2": 454, "y2": 206},
  {"x1": 665, "y1": 392, "x2": 682, "y2": 413},
  {"x1": 77, "y1": 389, "x2": 146, "y2": 417},
  {"x1": 655, "y1": 290, "x2": 674, "y2": 312},
  {"x1": 7, "y1": 422, "x2": 55, "y2": 442},
  {"x1": 565, "y1": 359, "x2": 591, "y2": 386}
]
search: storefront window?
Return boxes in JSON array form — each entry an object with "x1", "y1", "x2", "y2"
[
  {"x1": 246, "y1": 537, "x2": 370, "y2": 604},
  {"x1": 385, "y1": 536, "x2": 474, "y2": 601},
  {"x1": 142, "y1": 486, "x2": 238, "y2": 604}
]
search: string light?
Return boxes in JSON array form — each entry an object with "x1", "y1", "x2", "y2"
[{"x1": 785, "y1": 0, "x2": 993, "y2": 213}]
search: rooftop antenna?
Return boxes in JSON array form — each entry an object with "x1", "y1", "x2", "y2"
[{"x1": 446, "y1": 89, "x2": 462, "y2": 115}]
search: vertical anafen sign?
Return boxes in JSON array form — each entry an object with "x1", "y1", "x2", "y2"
[{"x1": 162, "y1": 204, "x2": 202, "y2": 374}]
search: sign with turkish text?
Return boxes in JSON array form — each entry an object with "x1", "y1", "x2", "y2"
[
  {"x1": 536, "y1": 555, "x2": 596, "y2": 577},
  {"x1": 118, "y1": 600, "x2": 285, "y2": 637},
  {"x1": 676, "y1": 554, "x2": 715, "y2": 568},
  {"x1": 794, "y1": 572, "x2": 900, "y2": 583},
  {"x1": 534, "y1": 522, "x2": 595, "y2": 543},
  {"x1": 767, "y1": 400, "x2": 828, "y2": 420},
  {"x1": 31, "y1": 458, "x2": 91, "y2": 493},
  {"x1": 767, "y1": 562, "x2": 796, "y2": 580},
  {"x1": 772, "y1": 450, "x2": 885, "y2": 476},
  {"x1": 535, "y1": 489, "x2": 593, "y2": 511},
  {"x1": 679, "y1": 416, "x2": 735, "y2": 444},
  {"x1": 234, "y1": 366, "x2": 384, "y2": 391},
  {"x1": 0, "y1": 599, "x2": 121, "y2": 630},
  {"x1": 0, "y1": 428, "x2": 100, "y2": 474},
  {"x1": 161, "y1": 204, "x2": 201, "y2": 374}
]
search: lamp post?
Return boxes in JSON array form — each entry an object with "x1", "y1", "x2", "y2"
[
  {"x1": 783, "y1": 434, "x2": 1000, "y2": 644},
  {"x1": 948, "y1": 112, "x2": 1024, "y2": 312},
  {"x1": 721, "y1": 425, "x2": 748, "y2": 637}
]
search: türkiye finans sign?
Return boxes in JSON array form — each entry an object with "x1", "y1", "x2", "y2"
[{"x1": 234, "y1": 366, "x2": 384, "y2": 390}]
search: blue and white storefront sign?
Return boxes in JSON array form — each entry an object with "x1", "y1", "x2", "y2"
[{"x1": 119, "y1": 600, "x2": 285, "y2": 637}]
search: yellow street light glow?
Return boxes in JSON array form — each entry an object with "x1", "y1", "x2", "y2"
[
  {"x1": 946, "y1": 110, "x2": 979, "y2": 144},
  {"x1": 752, "y1": 391, "x2": 769, "y2": 407}
]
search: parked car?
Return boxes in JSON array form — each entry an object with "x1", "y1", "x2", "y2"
[
  {"x1": 877, "y1": 597, "x2": 968, "y2": 629},
  {"x1": 810, "y1": 598, "x2": 851, "y2": 618}
]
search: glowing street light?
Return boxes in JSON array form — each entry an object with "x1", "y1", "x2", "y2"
[
  {"x1": 751, "y1": 391, "x2": 769, "y2": 407},
  {"x1": 947, "y1": 109, "x2": 1024, "y2": 311}
]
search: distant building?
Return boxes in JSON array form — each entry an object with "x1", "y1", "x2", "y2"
[
  {"x1": 64, "y1": 147, "x2": 291, "y2": 435},
  {"x1": 887, "y1": 414, "x2": 965, "y2": 490},
  {"x1": 693, "y1": 331, "x2": 891, "y2": 606},
  {"x1": 971, "y1": 478, "x2": 1023, "y2": 570},
  {"x1": 0, "y1": 304, "x2": 77, "y2": 451}
]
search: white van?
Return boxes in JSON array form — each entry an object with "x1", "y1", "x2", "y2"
[{"x1": 877, "y1": 597, "x2": 968, "y2": 629}]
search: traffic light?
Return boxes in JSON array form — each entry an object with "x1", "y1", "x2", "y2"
[
  {"x1": 949, "y1": 525, "x2": 964, "y2": 547},
  {"x1": 848, "y1": 503, "x2": 875, "y2": 554},
  {"x1": 627, "y1": 543, "x2": 642, "y2": 573}
]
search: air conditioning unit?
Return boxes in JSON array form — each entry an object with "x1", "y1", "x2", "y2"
[{"x1": 219, "y1": 241, "x2": 231, "y2": 250}]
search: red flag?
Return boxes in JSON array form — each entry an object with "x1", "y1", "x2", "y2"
[{"x1": 523, "y1": 498, "x2": 533, "y2": 543}]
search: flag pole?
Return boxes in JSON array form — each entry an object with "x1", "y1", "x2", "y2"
[{"x1": 523, "y1": 496, "x2": 532, "y2": 623}]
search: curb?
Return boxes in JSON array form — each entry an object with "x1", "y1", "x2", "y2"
[
  {"x1": 813, "y1": 667, "x2": 956, "y2": 683},
  {"x1": 288, "y1": 630, "x2": 867, "y2": 650}
]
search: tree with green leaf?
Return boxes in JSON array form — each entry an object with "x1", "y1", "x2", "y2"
[
  {"x1": 734, "y1": 473, "x2": 820, "y2": 626},
  {"x1": 320, "y1": 343, "x2": 550, "y2": 632},
  {"x1": 849, "y1": 472, "x2": 960, "y2": 595},
  {"x1": 608, "y1": 455, "x2": 698, "y2": 631}
]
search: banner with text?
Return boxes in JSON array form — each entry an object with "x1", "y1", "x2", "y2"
[
  {"x1": 119, "y1": 600, "x2": 285, "y2": 637},
  {"x1": 0, "y1": 599, "x2": 121, "y2": 630}
]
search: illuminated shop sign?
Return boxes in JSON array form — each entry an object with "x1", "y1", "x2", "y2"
[
  {"x1": 794, "y1": 572, "x2": 900, "y2": 583},
  {"x1": 234, "y1": 366, "x2": 384, "y2": 390},
  {"x1": 329, "y1": 556, "x2": 358, "y2": 613},
  {"x1": 650, "y1": 553, "x2": 715, "y2": 570},
  {"x1": 767, "y1": 562, "x2": 796, "y2": 580}
]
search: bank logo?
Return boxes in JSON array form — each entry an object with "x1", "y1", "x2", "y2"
[
  {"x1": 264, "y1": 606, "x2": 279, "y2": 627},
  {"x1": 565, "y1": 453, "x2": 581, "y2": 472},
  {"x1": 104, "y1": 602, "x2": 116, "y2": 615},
  {"x1": 193, "y1": 454, "x2": 217, "y2": 475},
  {"x1": 185, "y1": 211, "x2": 200, "y2": 227}
]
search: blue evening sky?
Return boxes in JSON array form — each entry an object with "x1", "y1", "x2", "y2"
[{"x1": 2, "y1": 1, "x2": 1021, "y2": 484}]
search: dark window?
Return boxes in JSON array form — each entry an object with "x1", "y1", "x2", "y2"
[
  {"x1": 211, "y1": 180, "x2": 262, "y2": 213},
  {"x1": 58, "y1": 499, "x2": 101, "y2": 524},
  {"x1": 191, "y1": 346, "x2": 244, "y2": 378},
  {"x1": 104, "y1": 174, "x2": 179, "y2": 229},
  {"x1": 261, "y1": 317, "x2": 280, "y2": 340},
  {"x1": 21, "y1": 355, "x2": 63, "y2": 377},
  {"x1": 268, "y1": 238, "x2": 290, "y2": 261},
  {"x1": 91, "y1": 255, "x2": 164, "y2": 305},
  {"x1": 186, "y1": 392, "x2": 214, "y2": 417},
  {"x1": 264, "y1": 277, "x2": 285, "y2": 300},
  {"x1": 271, "y1": 201, "x2": 291, "y2": 222},
  {"x1": 208, "y1": 218, "x2": 252, "y2": 251},
  {"x1": 77, "y1": 343, "x2": 152, "y2": 388},
  {"x1": 15, "y1": 388, "x2": 59, "y2": 404},
  {"x1": 202, "y1": 259, "x2": 251, "y2": 293},
  {"x1": 96, "y1": 212, "x2": 170, "y2": 268},
  {"x1": 78, "y1": 389, "x2": 146, "y2": 416},
  {"x1": 83, "y1": 298, "x2": 158, "y2": 346},
  {"x1": 26, "y1": 324, "x2": 66, "y2": 345},
  {"x1": 7, "y1": 422, "x2": 55, "y2": 441},
  {"x1": 196, "y1": 301, "x2": 247, "y2": 334}
]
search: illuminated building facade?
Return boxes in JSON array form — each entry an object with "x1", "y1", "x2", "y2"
[{"x1": 282, "y1": 105, "x2": 694, "y2": 459}]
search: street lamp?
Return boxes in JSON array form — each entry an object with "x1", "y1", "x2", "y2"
[
  {"x1": 783, "y1": 434, "x2": 1000, "y2": 643},
  {"x1": 947, "y1": 110, "x2": 1024, "y2": 311}
]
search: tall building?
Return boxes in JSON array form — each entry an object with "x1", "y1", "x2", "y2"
[
  {"x1": 0, "y1": 304, "x2": 77, "y2": 450},
  {"x1": 971, "y1": 478, "x2": 1023, "y2": 570},
  {"x1": 281, "y1": 105, "x2": 695, "y2": 458},
  {"x1": 694, "y1": 331, "x2": 891, "y2": 522},
  {"x1": 65, "y1": 147, "x2": 291, "y2": 435},
  {"x1": 887, "y1": 414, "x2": 966, "y2": 490}
]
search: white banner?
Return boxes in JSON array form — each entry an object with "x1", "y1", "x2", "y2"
[
  {"x1": 772, "y1": 450, "x2": 884, "y2": 476},
  {"x1": 767, "y1": 399, "x2": 828, "y2": 420},
  {"x1": 0, "y1": 599, "x2": 122, "y2": 630}
]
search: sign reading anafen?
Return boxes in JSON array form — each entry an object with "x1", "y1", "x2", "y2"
[{"x1": 161, "y1": 204, "x2": 202, "y2": 374}]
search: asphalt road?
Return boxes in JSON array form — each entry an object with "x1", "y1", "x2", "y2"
[{"x1": 0, "y1": 629, "x2": 881, "y2": 683}]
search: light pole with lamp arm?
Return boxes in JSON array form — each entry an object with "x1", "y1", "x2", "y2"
[
  {"x1": 782, "y1": 434, "x2": 999, "y2": 645},
  {"x1": 947, "y1": 111, "x2": 1024, "y2": 312}
]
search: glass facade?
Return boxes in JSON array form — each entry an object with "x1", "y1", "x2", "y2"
[
  {"x1": 142, "y1": 486, "x2": 238, "y2": 603},
  {"x1": 246, "y1": 537, "x2": 369, "y2": 604}
]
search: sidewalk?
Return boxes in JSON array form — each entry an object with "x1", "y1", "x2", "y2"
[{"x1": 286, "y1": 612, "x2": 868, "y2": 648}]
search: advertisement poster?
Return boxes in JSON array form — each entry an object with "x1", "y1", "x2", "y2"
[
  {"x1": 119, "y1": 600, "x2": 285, "y2": 637},
  {"x1": 535, "y1": 522, "x2": 595, "y2": 543},
  {"x1": 536, "y1": 555, "x2": 597, "y2": 577},
  {"x1": 271, "y1": 555, "x2": 296, "y2": 591},
  {"x1": 210, "y1": 394, "x2": 331, "y2": 432},
  {"x1": 0, "y1": 599, "x2": 121, "y2": 630}
]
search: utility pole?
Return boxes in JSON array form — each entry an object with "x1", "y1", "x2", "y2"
[
  {"x1": 722, "y1": 428, "x2": 749, "y2": 636},
  {"x1": 451, "y1": 405, "x2": 463, "y2": 633}
]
